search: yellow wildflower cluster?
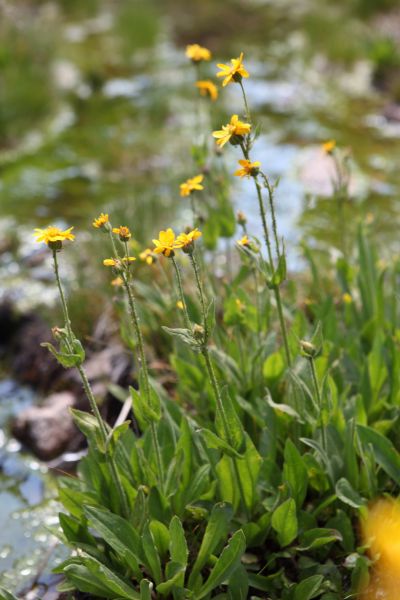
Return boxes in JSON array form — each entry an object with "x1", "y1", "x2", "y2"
[
  {"x1": 152, "y1": 228, "x2": 202, "y2": 257},
  {"x1": 92, "y1": 213, "x2": 109, "y2": 229},
  {"x1": 234, "y1": 159, "x2": 260, "y2": 178}
]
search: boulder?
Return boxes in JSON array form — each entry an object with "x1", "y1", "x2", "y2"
[{"x1": 11, "y1": 391, "x2": 83, "y2": 461}]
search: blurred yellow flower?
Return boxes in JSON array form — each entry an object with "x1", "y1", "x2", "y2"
[
  {"x1": 360, "y1": 498, "x2": 400, "y2": 600},
  {"x1": 34, "y1": 226, "x2": 75, "y2": 246},
  {"x1": 186, "y1": 44, "x2": 211, "y2": 62},
  {"x1": 212, "y1": 115, "x2": 251, "y2": 148},
  {"x1": 342, "y1": 292, "x2": 352, "y2": 304},
  {"x1": 176, "y1": 228, "x2": 202, "y2": 250},
  {"x1": 237, "y1": 235, "x2": 250, "y2": 247},
  {"x1": 216, "y1": 52, "x2": 249, "y2": 87},
  {"x1": 234, "y1": 159, "x2": 260, "y2": 178},
  {"x1": 140, "y1": 248, "x2": 155, "y2": 265},
  {"x1": 152, "y1": 229, "x2": 181, "y2": 257},
  {"x1": 322, "y1": 140, "x2": 336, "y2": 154},
  {"x1": 195, "y1": 80, "x2": 218, "y2": 101},
  {"x1": 92, "y1": 213, "x2": 109, "y2": 229},
  {"x1": 180, "y1": 174, "x2": 204, "y2": 197},
  {"x1": 111, "y1": 276, "x2": 123, "y2": 287},
  {"x1": 176, "y1": 300, "x2": 184, "y2": 310},
  {"x1": 103, "y1": 258, "x2": 117, "y2": 267},
  {"x1": 112, "y1": 226, "x2": 131, "y2": 241}
]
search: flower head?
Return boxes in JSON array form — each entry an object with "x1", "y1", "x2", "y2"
[
  {"x1": 216, "y1": 52, "x2": 249, "y2": 87},
  {"x1": 34, "y1": 226, "x2": 75, "y2": 250},
  {"x1": 92, "y1": 213, "x2": 109, "y2": 229},
  {"x1": 234, "y1": 159, "x2": 260, "y2": 178},
  {"x1": 360, "y1": 498, "x2": 400, "y2": 599},
  {"x1": 140, "y1": 248, "x2": 155, "y2": 265},
  {"x1": 212, "y1": 114, "x2": 251, "y2": 148},
  {"x1": 237, "y1": 210, "x2": 247, "y2": 226},
  {"x1": 103, "y1": 257, "x2": 136, "y2": 267},
  {"x1": 186, "y1": 44, "x2": 211, "y2": 62},
  {"x1": 195, "y1": 80, "x2": 218, "y2": 101},
  {"x1": 112, "y1": 226, "x2": 131, "y2": 241},
  {"x1": 152, "y1": 228, "x2": 181, "y2": 257},
  {"x1": 180, "y1": 174, "x2": 204, "y2": 197},
  {"x1": 237, "y1": 235, "x2": 250, "y2": 248},
  {"x1": 111, "y1": 276, "x2": 123, "y2": 287},
  {"x1": 322, "y1": 140, "x2": 336, "y2": 154},
  {"x1": 176, "y1": 229, "x2": 202, "y2": 253}
]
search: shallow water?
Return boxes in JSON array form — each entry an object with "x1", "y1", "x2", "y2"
[{"x1": 1, "y1": 0, "x2": 400, "y2": 593}]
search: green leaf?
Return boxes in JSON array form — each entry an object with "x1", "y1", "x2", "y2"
[
  {"x1": 297, "y1": 527, "x2": 342, "y2": 551},
  {"x1": 271, "y1": 498, "x2": 298, "y2": 547},
  {"x1": 236, "y1": 434, "x2": 262, "y2": 512},
  {"x1": 263, "y1": 351, "x2": 285, "y2": 385},
  {"x1": 142, "y1": 522, "x2": 162, "y2": 584},
  {"x1": 293, "y1": 574, "x2": 324, "y2": 600},
  {"x1": 169, "y1": 516, "x2": 188, "y2": 567},
  {"x1": 283, "y1": 439, "x2": 308, "y2": 507},
  {"x1": 64, "y1": 554, "x2": 140, "y2": 599},
  {"x1": 149, "y1": 519, "x2": 170, "y2": 560},
  {"x1": 71, "y1": 408, "x2": 107, "y2": 453},
  {"x1": 188, "y1": 502, "x2": 233, "y2": 587},
  {"x1": 205, "y1": 297, "x2": 215, "y2": 338},
  {"x1": 215, "y1": 389, "x2": 245, "y2": 453},
  {"x1": 84, "y1": 505, "x2": 142, "y2": 575},
  {"x1": 156, "y1": 563, "x2": 186, "y2": 596},
  {"x1": 228, "y1": 564, "x2": 249, "y2": 600},
  {"x1": 357, "y1": 424, "x2": 400, "y2": 486},
  {"x1": 140, "y1": 579, "x2": 152, "y2": 600},
  {"x1": 200, "y1": 428, "x2": 243, "y2": 458},
  {"x1": 195, "y1": 530, "x2": 246, "y2": 600},
  {"x1": 130, "y1": 386, "x2": 159, "y2": 424},
  {"x1": 335, "y1": 477, "x2": 365, "y2": 508},
  {"x1": 162, "y1": 326, "x2": 201, "y2": 352}
]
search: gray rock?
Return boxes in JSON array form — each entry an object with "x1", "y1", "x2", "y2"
[{"x1": 11, "y1": 392, "x2": 82, "y2": 461}]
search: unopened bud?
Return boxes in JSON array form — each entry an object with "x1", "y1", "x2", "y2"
[{"x1": 300, "y1": 340, "x2": 318, "y2": 358}]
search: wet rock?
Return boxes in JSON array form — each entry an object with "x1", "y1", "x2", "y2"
[{"x1": 11, "y1": 392, "x2": 83, "y2": 461}]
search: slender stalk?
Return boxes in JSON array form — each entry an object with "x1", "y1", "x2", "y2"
[
  {"x1": 309, "y1": 357, "x2": 327, "y2": 454},
  {"x1": 202, "y1": 346, "x2": 249, "y2": 518},
  {"x1": 239, "y1": 80, "x2": 252, "y2": 125},
  {"x1": 261, "y1": 172, "x2": 281, "y2": 260},
  {"x1": 189, "y1": 252, "x2": 207, "y2": 337},
  {"x1": 171, "y1": 256, "x2": 191, "y2": 330},
  {"x1": 189, "y1": 250, "x2": 249, "y2": 516},
  {"x1": 52, "y1": 249, "x2": 129, "y2": 517},
  {"x1": 118, "y1": 244, "x2": 165, "y2": 493}
]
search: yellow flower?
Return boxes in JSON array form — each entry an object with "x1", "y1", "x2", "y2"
[
  {"x1": 212, "y1": 114, "x2": 251, "y2": 148},
  {"x1": 122, "y1": 256, "x2": 136, "y2": 263},
  {"x1": 34, "y1": 226, "x2": 75, "y2": 248},
  {"x1": 342, "y1": 292, "x2": 352, "y2": 304},
  {"x1": 195, "y1": 80, "x2": 218, "y2": 101},
  {"x1": 235, "y1": 298, "x2": 245, "y2": 312},
  {"x1": 111, "y1": 276, "x2": 123, "y2": 287},
  {"x1": 176, "y1": 229, "x2": 202, "y2": 252},
  {"x1": 112, "y1": 226, "x2": 131, "y2": 241},
  {"x1": 322, "y1": 140, "x2": 336, "y2": 154},
  {"x1": 152, "y1": 228, "x2": 181, "y2": 257},
  {"x1": 180, "y1": 174, "x2": 204, "y2": 197},
  {"x1": 186, "y1": 44, "x2": 211, "y2": 62},
  {"x1": 176, "y1": 300, "x2": 184, "y2": 310},
  {"x1": 237, "y1": 235, "x2": 250, "y2": 247},
  {"x1": 234, "y1": 159, "x2": 260, "y2": 178},
  {"x1": 92, "y1": 213, "x2": 109, "y2": 229},
  {"x1": 103, "y1": 258, "x2": 117, "y2": 267},
  {"x1": 216, "y1": 52, "x2": 249, "y2": 87},
  {"x1": 139, "y1": 248, "x2": 155, "y2": 265},
  {"x1": 360, "y1": 498, "x2": 400, "y2": 600}
]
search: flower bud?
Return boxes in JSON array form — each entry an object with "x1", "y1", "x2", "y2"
[
  {"x1": 193, "y1": 323, "x2": 205, "y2": 340},
  {"x1": 300, "y1": 340, "x2": 318, "y2": 358}
]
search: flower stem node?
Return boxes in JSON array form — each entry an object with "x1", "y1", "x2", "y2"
[{"x1": 300, "y1": 340, "x2": 319, "y2": 359}]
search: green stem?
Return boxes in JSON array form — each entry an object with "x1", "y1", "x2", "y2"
[
  {"x1": 239, "y1": 80, "x2": 252, "y2": 124},
  {"x1": 190, "y1": 252, "x2": 208, "y2": 339},
  {"x1": 261, "y1": 172, "x2": 281, "y2": 260},
  {"x1": 202, "y1": 346, "x2": 249, "y2": 518},
  {"x1": 52, "y1": 250, "x2": 73, "y2": 342},
  {"x1": 309, "y1": 358, "x2": 327, "y2": 454},
  {"x1": 77, "y1": 364, "x2": 130, "y2": 518},
  {"x1": 52, "y1": 250, "x2": 129, "y2": 517},
  {"x1": 171, "y1": 256, "x2": 192, "y2": 330},
  {"x1": 274, "y1": 286, "x2": 291, "y2": 367},
  {"x1": 120, "y1": 261, "x2": 165, "y2": 493}
]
